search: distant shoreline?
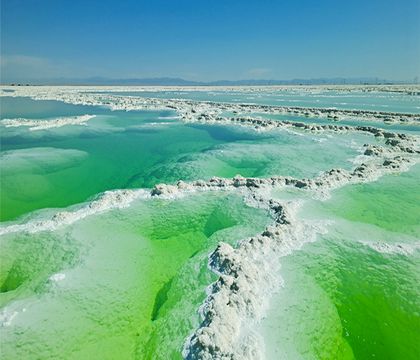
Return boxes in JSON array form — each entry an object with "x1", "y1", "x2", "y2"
[
  {"x1": 2, "y1": 83, "x2": 420, "y2": 87},
  {"x1": 1, "y1": 77, "x2": 419, "y2": 87}
]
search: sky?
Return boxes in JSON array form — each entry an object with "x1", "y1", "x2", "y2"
[{"x1": 1, "y1": 0, "x2": 419, "y2": 82}]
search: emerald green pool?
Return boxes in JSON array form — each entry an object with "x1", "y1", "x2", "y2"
[
  {"x1": 0, "y1": 192, "x2": 269, "y2": 359},
  {"x1": 260, "y1": 166, "x2": 420, "y2": 359}
]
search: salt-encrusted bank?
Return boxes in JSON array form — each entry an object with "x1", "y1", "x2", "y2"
[
  {"x1": 0, "y1": 189, "x2": 150, "y2": 235},
  {"x1": 2, "y1": 86, "x2": 419, "y2": 124},
  {"x1": 2, "y1": 114, "x2": 95, "y2": 130},
  {"x1": 1, "y1": 142, "x2": 417, "y2": 237}
]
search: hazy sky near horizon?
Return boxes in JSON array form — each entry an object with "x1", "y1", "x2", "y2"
[{"x1": 1, "y1": 0, "x2": 419, "y2": 82}]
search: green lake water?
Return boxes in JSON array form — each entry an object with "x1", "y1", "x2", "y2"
[
  {"x1": 0, "y1": 192, "x2": 269, "y2": 359},
  {"x1": 260, "y1": 165, "x2": 420, "y2": 359}
]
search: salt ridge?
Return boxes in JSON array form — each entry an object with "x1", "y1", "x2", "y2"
[
  {"x1": 1, "y1": 86, "x2": 419, "y2": 124},
  {"x1": 2, "y1": 115, "x2": 96, "y2": 130},
  {"x1": 0, "y1": 189, "x2": 150, "y2": 235}
]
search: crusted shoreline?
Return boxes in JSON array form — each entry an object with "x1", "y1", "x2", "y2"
[
  {"x1": 1, "y1": 86, "x2": 419, "y2": 124},
  {"x1": 1, "y1": 114, "x2": 96, "y2": 131},
  {"x1": 1, "y1": 147, "x2": 417, "y2": 237}
]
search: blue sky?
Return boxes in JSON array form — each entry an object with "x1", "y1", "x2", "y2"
[{"x1": 1, "y1": 0, "x2": 419, "y2": 81}]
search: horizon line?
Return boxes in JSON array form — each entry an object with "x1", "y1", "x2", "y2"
[{"x1": 1, "y1": 75, "x2": 419, "y2": 87}]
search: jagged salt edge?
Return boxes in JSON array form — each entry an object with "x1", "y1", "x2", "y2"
[
  {"x1": 0, "y1": 156, "x2": 417, "y2": 236},
  {"x1": 0, "y1": 189, "x2": 150, "y2": 235},
  {"x1": 2, "y1": 114, "x2": 96, "y2": 131},
  {"x1": 182, "y1": 200, "x2": 330, "y2": 360},
  {"x1": 1, "y1": 87, "x2": 419, "y2": 124},
  {"x1": 362, "y1": 240, "x2": 420, "y2": 256},
  {"x1": 0, "y1": 184, "x2": 235, "y2": 236},
  {"x1": 0, "y1": 309, "x2": 20, "y2": 327},
  {"x1": 2, "y1": 85, "x2": 420, "y2": 96}
]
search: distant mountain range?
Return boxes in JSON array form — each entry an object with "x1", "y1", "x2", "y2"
[{"x1": 3, "y1": 76, "x2": 417, "y2": 86}]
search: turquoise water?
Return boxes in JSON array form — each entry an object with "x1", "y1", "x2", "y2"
[
  {"x1": 0, "y1": 97, "x2": 258, "y2": 220},
  {"x1": 0, "y1": 96, "x2": 376, "y2": 221},
  {"x1": 0, "y1": 96, "x2": 110, "y2": 119}
]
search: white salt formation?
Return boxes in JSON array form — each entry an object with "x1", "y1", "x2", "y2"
[{"x1": 2, "y1": 114, "x2": 96, "y2": 130}]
